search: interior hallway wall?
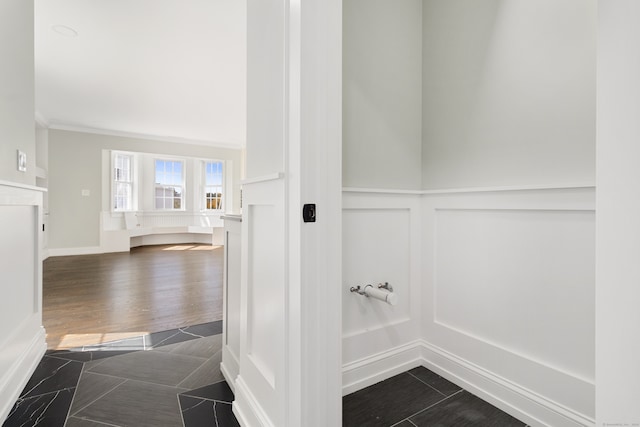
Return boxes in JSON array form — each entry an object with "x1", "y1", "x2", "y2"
[
  {"x1": 48, "y1": 129, "x2": 242, "y2": 250},
  {"x1": 342, "y1": 0, "x2": 422, "y2": 190},
  {"x1": 0, "y1": 0, "x2": 36, "y2": 186},
  {"x1": 422, "y1": 0, "x2": 595, "y2": 190},
  {"x1": 341, "y1": 0, "x2": 424, "y2": 394},
  {"x1": 419, "y1": 1, "x2": 596, "y2": 424},
  {"x1": 342, "y1": 0, "x2": 596, "y2": 425},
  {"x1": 596, "y1": 1, "x2": 640, "y2": 424}
]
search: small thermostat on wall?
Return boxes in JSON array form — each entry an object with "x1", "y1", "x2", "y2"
[{"x1": 17, "y1": 150, "x2": 27, "y2": 172}]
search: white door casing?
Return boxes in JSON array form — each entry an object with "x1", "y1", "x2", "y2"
[{"x1": 233, "y1": 0, "x2": 342, "y2": 426}]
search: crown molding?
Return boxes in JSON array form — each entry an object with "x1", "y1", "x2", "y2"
[{"x1": 46, "y1": 120, "x2": 244, "y2": 150}]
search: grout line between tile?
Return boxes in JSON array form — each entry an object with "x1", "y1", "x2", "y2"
[
  {"x1": 45, "y1": 354, "x2": 82, "y2": 363},
  {"x1": 178, "y1": 327, "x2": 205, "y2": 339},
  {"x1": 178, "y1": 393, "x2": 187, "y2": 427},
  {"x1": 77, "y1": 369, "x2": 190, "y2": 392},
  {"x1": 148, "y1": 331, "x2": 182, "y2": 348},
  {"x1": 390, "y1": 389, "x2": 464, "y2": 426},
  {"x1": 81, "y1": 370, "x2": 130, "y2": 381},
  {"x1": 83, "y1": 357, "x2": 109, "y2": 372},
  {"x1": 178, "y1": 395, "x2": 234, "y2": 405},
  {"x1": 69, "y1": 416, "x2": 124, "y2": 426},
  {"x1": 68, "y1": 373, "x2": 127, "y2": 417},
  {"x1": 62, "y1": 362, "x2": 86, "y2": 427},
  {"x1": 406, "y1": 371, "x2": 447, "y2": 397},
  {"x1": 176, "y1": 350, "x2": 222, "y2": 389}
]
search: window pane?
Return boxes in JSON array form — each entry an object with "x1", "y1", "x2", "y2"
[
  {"x1": 156, "y1": 159, "x2": 164, "y2": 174},
  {"x1": 154, "y1": 160, "x2": 183, "y2": 210},
  {"x1": 113, "y1": 154, "x2": 133, "y2": 211},
  {"x1": 203, "y1": 161, "x2": 223, "y2": 210}
]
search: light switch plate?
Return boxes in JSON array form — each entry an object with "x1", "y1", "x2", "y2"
[
  {"x1": 17, "y1": 150, "x2": 26, "y2": 172},
  {"x1": 81, "y1": 189, "x2": 90, "y2": 196}
]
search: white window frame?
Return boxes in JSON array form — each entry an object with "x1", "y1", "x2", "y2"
[
  {"x1": 202, "y1": 160, "x2": 224, "y2": 211},
  {"x1": 112, "y1": 152, "x2": 135, "y2": 212},
  {"x1": 154, "y1": 158, "x2": 185, "y2": 211}
]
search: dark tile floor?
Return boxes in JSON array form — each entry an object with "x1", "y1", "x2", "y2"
[
  {"x1": 343, "y1": 367, "x2": 528, "y2": 427},
  {"x1": 3, "y1": 320, "x2": 238, "y2": 427},
  {"x1": 4, "y1": 320, "x2": 527, "y2": 426}
]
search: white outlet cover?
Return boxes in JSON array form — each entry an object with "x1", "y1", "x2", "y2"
[{"x1": 81, "y1": 189, "x2": 90, "y2": 196}]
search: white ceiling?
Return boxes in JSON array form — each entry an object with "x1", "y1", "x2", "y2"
[{"x1": 35, "y1": 0, "x2": 246, "y2": 148}]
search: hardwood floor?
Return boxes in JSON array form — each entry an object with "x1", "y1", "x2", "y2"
[{"x1": 43, "y1": 244, "x2": 223, "y2": 350}]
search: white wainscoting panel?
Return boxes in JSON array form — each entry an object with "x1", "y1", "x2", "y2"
[
  {"x1": 422, "y1": 187, "x2": 595, "y2": 425},
  {"x1": 246, "y1": 204, "x2": 281, "y2": 387},
  {"x1": 0, "y1": 182, "x2": 46, "y2": 422},
  {"x1": 234, "y1": 178, "x2": 285, "y2": 427},
  {"x1": 221, "y1": 216, "x2": 242, "y2": 392},
  {"x1": 343, "y1": 208, "x2": 411, "y2": 335},
  {"x1": 342, "y1": 192, "x2": 421, "y2": 393},
  {"x1": 434, "y1": 208, "x2": 594, "y2": 378}
]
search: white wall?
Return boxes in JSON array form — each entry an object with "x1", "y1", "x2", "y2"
[
  {"x1": 342, "y1": 0, "x2": 423, "y2": 190},
  {"x1": 0, "y1": 0, "x2": 36, "y2": 186},
  {"x1": 596, "y1": 1, "x2": 640, "y2": 425},
  {"x1": 48, "y1": 129, "x2": 242, "y2": 251},
  {"x1": 421, "y1": 0, "x2": 596, "y2": 190},
  {"x1": 244, "y1": 0, "x2": 284, "y2": 179}
]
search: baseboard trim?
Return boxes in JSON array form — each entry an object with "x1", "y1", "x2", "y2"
[
  {"x1": 419, "y1": 340, "x2": 594, "y2": 427},
  {"x1": 0, "y1": 327, "x2": 47, "y2": 422},
  {"x1": 232, "y1": 375, "x2": 274, "y2": 427},
  {"x1": 341, "y1": 340, "x2": 594, "y2": 427},
  {"x1": 342, "y1": 340, "x2": 424, "y2": 396}
]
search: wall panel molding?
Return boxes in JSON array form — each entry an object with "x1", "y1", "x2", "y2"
[
  {"x1": 235, "y1": 178, "x2": 285, "y2": 426},
  {"x1": 341, "y1": 187, "x2": 595, "y2": 425},
  {"x1": 343, "y1": 184, "x2": 594, "y2": 196},
  {"x1": 342, "y1": 192, "x2": 422, "y2": 369},
  {"x1": 0, "y1": 183, "x2": 46, "y2": 422},
  {"x1": 422, "y1": 187, "x2": 595, "y2": 423}
]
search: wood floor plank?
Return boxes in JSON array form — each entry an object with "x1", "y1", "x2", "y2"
[{"x1": 43, "y1": 244, "x2": 223, "y2": 349}]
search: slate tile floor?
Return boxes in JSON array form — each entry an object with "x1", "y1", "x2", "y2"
[
  {"x1": 343, "y1": 367, "x2": 528, "y2": 427},
  {"x1": 4, "y1": 320, "x2": 526, "y2": 426},
  {"x1": 3, "y1": 321, "x2": 239, "y2": 427}
]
